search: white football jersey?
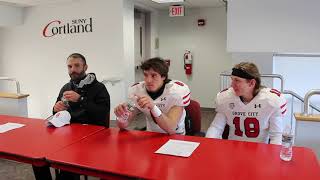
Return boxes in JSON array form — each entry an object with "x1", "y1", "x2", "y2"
[
  {"x1": 129, "y1": 80, "x2": 191, "y2": 134},
  {"x1": 206, "y1": 87, "x2": 287, "y2": 145}
]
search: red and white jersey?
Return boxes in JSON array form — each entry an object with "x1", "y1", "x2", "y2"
[
  {"x1": 129, "y1": 80, "x2": 191, "y2": 134},
  {"x1": 206, "y1": 87, "x2": 287, "y2": 145}
]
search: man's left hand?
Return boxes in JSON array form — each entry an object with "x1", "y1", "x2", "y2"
[{"x1": 63, "y1": 91, "x2": 81, "y2": 102}]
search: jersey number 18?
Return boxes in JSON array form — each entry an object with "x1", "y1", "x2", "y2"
[{"x1": 233, "y1": 117, "x2": 260, "y2": 138}]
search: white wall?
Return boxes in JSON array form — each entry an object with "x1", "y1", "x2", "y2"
[
  {"x1": 274, "y1": 55, "x2": 320, "y2": 104},
  {"x1": 122, "y1": 0, "x2": 135, "y2": 106},
  {"x1": 230, "y1": 52, "x2": 274, "y2": 88},
  {"x1": 159, "y1": 7, "x2": 232, "y2": 108},
  {"x1": 0, "y1": 4, "x2": 23, "y2": 27},
  {"x1": 0, "y1": 29, "x2": 2, "y2": 74},
  {"x1": 227, "y1": 0, "x2": 320, "y2": 92},
  {"x1": 231, "y1": 53, "x2": 273, "y2": 74},
  {"x1": 227, "y1": 0, "x2": 320, "y2": 54},
  {"x1": 0, "y1": 0, "x2": 132, "y2": 119}
]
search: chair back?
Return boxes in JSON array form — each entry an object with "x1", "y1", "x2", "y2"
[{"x1": 185, "y1": 99, "x2": 202, "y2": 135}]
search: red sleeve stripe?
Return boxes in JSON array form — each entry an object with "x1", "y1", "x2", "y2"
[
  {"x1": 271, "y1": 88, "x2": 281, "y2": 94},
  {"x1": 183, "y1": 92, "x2": 191, "y2": 99},
  {"x1": 131, "y1": 82, "x2": 139, "y2": 87},
  {"x1": 270, "y1": 89, "x2": 281, "y2": 97},
  {"x1": 183, "y1": 98, "x2": 190, "y2": 105},
  {"x1": 281, "y1": 109, "x2": 287, "y2": 115},
  {"x1": 220, "y1": 88, "x2": 229, "y2": 93},
  {"x1": 280, "y1": 102, "x2": 287, "y2": 109}
]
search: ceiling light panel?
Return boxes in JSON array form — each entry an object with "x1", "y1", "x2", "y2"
[{"x1": 151, "y1": 0, "x2": 184, "y2": 3}]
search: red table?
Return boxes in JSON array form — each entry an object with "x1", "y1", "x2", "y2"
[
  {"x1": 0, "y1": 115, "x2": 105, "y2": 166},
  {"x1": 47, "y1": 128, "x2": 320, "y2": 180}
]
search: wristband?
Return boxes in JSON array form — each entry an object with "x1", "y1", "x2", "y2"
[{"x1": 151, "y1": 105, "x2": 162, "y2": 118}]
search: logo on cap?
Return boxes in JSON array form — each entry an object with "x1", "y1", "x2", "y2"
[{"x1": 47, "y1": 110, "x2": 71, "y2": 128}]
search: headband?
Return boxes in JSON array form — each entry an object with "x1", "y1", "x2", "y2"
[{"x1": 231, "y1": 68, "x2": 254, "y2": 79}]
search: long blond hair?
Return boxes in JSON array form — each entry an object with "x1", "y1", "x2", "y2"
[{"x1": 233, "y1": 62, "x2": 262, "y2": 96}]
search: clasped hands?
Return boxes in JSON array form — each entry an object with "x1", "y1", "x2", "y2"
[{"x1": 53, "y1": 91, "x2": 80, "y2": 112}]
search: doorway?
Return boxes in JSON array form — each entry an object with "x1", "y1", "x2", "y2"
[{"x1": 134, "y1": 9, "x2": 146, "y2": 82}]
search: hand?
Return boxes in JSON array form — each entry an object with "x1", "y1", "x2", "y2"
[
  {"x1": 114, "y1": 103, "x2": 128, "y2": 118},
  {"x1": 114, "y1": 103, "x2": 130, "y2": 129},
  {"x1": 53, "y1": 101, "x2": 68, "y2": 112},
  {"x1": 63, "y1": 91, "x2": 81, "y2": 102},
  {"x1": 136, "y1": 95, "x2": 155, "y2": 110},
  {"x1": 116, "y1": 117, "x2": 129, "y2": 129}
]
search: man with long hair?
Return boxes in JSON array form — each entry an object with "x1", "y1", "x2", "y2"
[{"x1": 206, "y1": 62, "x2": 287, "y2": 145}]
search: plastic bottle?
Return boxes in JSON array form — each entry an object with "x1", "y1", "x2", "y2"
[
  {"x1": 61, "y1": 96, "x2": 70, "y2": 107},
  {"x1": 116, "y1": 97, "x2": 137, "y2": 123},
  {"x1": 280, "y1": 126, "x2": 294, "y2": 161}
]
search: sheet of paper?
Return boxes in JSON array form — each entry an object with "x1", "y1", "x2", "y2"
[
  {"x1": 0, "y1": 123, "x2": 25, "y2": 133},
  {"x1": 155, "y1": 139, "x2": 200, "y2": 157}
]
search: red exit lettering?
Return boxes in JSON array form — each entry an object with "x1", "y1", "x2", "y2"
[
  {"x1": 170, "y1": 5, "x2": 184, "y2": 17},
  {"x1": 172, "y1": 7, "x2": 181, "y2": 15}
]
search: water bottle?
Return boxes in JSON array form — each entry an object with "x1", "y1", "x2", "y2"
[
  {"x1": 116, "y1": 97, "x2": 136, "y2": 123},
  {"x1": 61, "y1": 96, "x2": 70, "y2": 107},
  {"x1": 280, "y1": 126, "x2": 294, "y2": 161}
]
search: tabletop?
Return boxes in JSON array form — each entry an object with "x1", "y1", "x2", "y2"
[
  {"x1": 0, "y1": 115, "x2": 105, "y2": 166},
  {"x1": 47, "y1": 128, "x2": 320, "y2": 180}
]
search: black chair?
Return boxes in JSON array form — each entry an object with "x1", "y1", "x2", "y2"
[{"x1": 222, "y1": 125, "x2": 229, "y2": 139}]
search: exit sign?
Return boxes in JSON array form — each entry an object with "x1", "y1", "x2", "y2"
[{"x1": 169, "y1": 5, "x2": 184, "y2": 17}]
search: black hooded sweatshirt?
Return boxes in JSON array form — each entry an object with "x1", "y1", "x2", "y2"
[{"x1": 54, "y1": 73, "x2": 110, "y2": 127}]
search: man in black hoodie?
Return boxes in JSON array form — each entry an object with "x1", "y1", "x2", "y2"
[
  {"x1": 53, "y1": 53, "x2": 110, "y2": 126},
  {"x1": 33, "y1": 53, "x2": 110, "y2": 180}
]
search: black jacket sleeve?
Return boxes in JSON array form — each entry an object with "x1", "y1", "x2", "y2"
[{"x1": 78, "y1": 82, "x2": 110, "y2": 126}]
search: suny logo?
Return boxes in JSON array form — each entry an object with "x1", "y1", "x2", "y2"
[{"x1": 42, "y1": 18, "x2": 93, "y2": 37}]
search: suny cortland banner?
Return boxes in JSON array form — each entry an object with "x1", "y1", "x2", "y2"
[{"x1": 42, "y1": 17, "x2": 93, "y2": 37}]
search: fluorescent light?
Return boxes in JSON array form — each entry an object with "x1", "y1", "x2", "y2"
[{"x1": 151, "y1": 0, "x2": 184, "y2": 3}]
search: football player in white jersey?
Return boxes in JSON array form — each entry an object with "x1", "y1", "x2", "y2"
[
  {"x1": 114, "y1": 57, "x2": 191, "y2": 135},
  {"x1": 206, "y1": 62, "x2": 287, "y2": 145}
]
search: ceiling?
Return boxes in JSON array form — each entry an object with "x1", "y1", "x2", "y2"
[
  {"x1": 134, "y1": 0, "x2": 225, "y2": 9},
  {"x1": 0, "y1": 0, "x2": 225, "y2": 9},
  {"x1": 0, "y1": 0, "x2": 78, "y2": 7}
]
